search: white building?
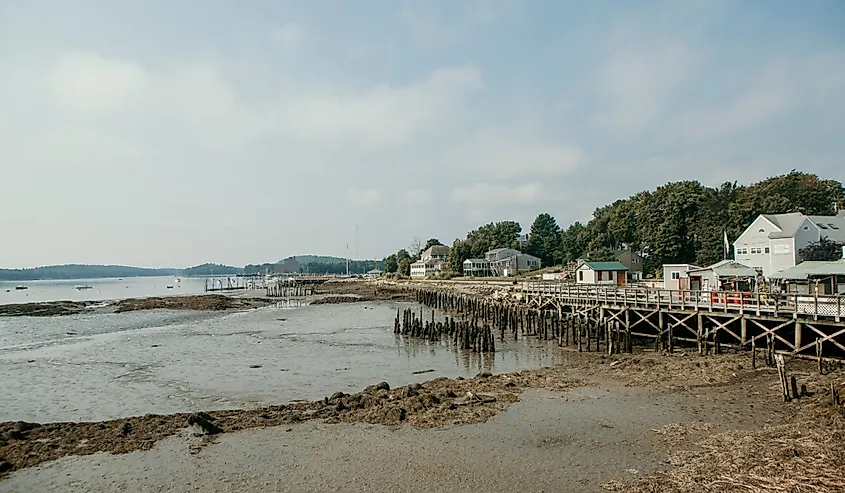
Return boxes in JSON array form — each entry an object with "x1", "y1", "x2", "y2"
[
  {"x1": 575, "y1": 261, "x2": 629, "y2": 286},
  {"x1": 662, "y1": 264, "x2": 701, "y2": 290},
  {"x1": 410, "y1": 244, "x2": 451, "y2": 278},
  {"x1": 733, "y1": 210, "x2": 845, "y2": 278},
  {"x1": 462, "y1": 258, "x2": 491, "y2": 277},
  {"x1": 684, "y1": 260, "x2": 758, "y2": 292}
]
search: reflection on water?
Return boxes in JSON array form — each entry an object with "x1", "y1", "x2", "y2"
[
  {"x1": 0, "y1": 301, "x2": 575, "y2": 423},
  {"x1": 0, "y1": 276, "x2": 212, "y2": 304}
]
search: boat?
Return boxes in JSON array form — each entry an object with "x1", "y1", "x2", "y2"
[
  {"x1": 15, "y1": 285, "x2": 28, "y2": 290},
  {"x1": 166, "y1": 285, "x2": 174, "y2": 289},
  {"x1": 74, "y1": 285, "x2": 93, "y2": 291}
]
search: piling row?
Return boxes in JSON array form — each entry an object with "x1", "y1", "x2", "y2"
[
  {"x1": 393, "y1": 308, "x2": 495, "y2": 352},
  {"x1": 410, "y1": 288, "x2": 634, "y2": 354},
  {"x1": 266, "y1": 283, "x2": 314, "y2": 297}
]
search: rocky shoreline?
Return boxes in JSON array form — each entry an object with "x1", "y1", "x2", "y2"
[
  {"x1": 0, "y1": 295, "x2": 274, "y2": 317},
  {"x1": 0, "y1": 366, "x2": 582, "y2": 475}
]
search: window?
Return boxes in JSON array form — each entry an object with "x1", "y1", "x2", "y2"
[
  {"x1": 750, "y1": 247, "x2": 762, "y2": 254},
  {"x1": 736, "y1": 248, "x2": 748, "y2": 255},
  {"x1": 578, "y1": 271, "x2": 583, "y2": 281},
  {"x1": 764, "y1": 247, "x2": 770, "y2": 254},
  {"x1": 829, "y1": 223, "x2": 840, "y2": 230},
  {"x1": 818, "y1": 223, "x2": 829, "y2": 230},
  {"x1": 671, "y1": 271, "x2": 680, "y2": 280}
]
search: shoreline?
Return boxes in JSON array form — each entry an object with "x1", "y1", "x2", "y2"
[
  {"x1": 3, "y1": 350, "x2": 842, "y2": 490},
  {"x1": 0, "y1": 294, "x2": 275, "y2": 317}
]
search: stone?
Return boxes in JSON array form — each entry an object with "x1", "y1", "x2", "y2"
[
  {"x1": 476, "y1": 372, "x2": 493, "y2": 379},
  {"x1": 329, "y1": 392, "x2": 346, "y2": 401},
  {"x1": 365, "y1": 381, "x2": 390, "y2": 393}
]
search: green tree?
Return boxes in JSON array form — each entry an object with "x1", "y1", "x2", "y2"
[
  {"x1": 383, "y1": 254, "x2": 398, "y2": 273},
  {"x1": 799, "y1": 238, "x2": 843, "y2": 261},
  {"x1": 526, "y1": 213, "x2": 561, "y2": 267},
  {"x1": 424, "y1": 238, "x2": 443, "y2": 251},
  {"x1": 560, "y1": 222, "x2": 588, "y2": 263}
]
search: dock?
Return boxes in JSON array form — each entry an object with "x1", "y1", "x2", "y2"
[{"x1": 521, "y1": 282, "x2": 845, "y2": 361}]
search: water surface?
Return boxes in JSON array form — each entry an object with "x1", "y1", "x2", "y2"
[{"x1": 0, "y1": 301, "x2": 570, "y2": 423}]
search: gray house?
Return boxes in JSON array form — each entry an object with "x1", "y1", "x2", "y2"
[
  {"x1": 462, "y1": 258, "x2": 491, "y2": 277},
  {"x1": 733, "y1": 210, "x2": 845, "y2": 278},
  {"x1": 614, "y1": 249, "x2": 644, "y2": 281},
  {"x1": 485, "y1": 248, "x2": 541, "y2": 277}
]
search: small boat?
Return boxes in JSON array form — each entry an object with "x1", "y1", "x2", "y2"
[
  {"x1": 15, "y1": 285, "x2": 28, "y2": 290},
  {"x1": 166, "y1": 285, "x2": 174, "y2": 289},
  {"x1": 74, "y1": 285, "x2": 93, "y2": 291}
]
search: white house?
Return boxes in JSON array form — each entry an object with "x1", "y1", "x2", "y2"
[
  {"x1": 684, "y1": 260, "x2": 758, "y2": 292},
  {"x1": 662, "y1": 264, "x2": 701, "y2": 290},
  {"x1": 420, "y1": 245, "x2": 450, "y2": 262},
  {"x1": 410, "y1": 244, "x2": 451, "y2": 278},
  {"x1": 576, "y1": 261, "x2": 629, "y2": 286},
  {"x1": 733, "y1": 211, "x2": 845, "y2": 278},
  {"x1": 462, "y1": 258, "x2": 491, "y2": 277},
  {"x1": 410, "y1": 260, "x2": 446, "y2": 278}
]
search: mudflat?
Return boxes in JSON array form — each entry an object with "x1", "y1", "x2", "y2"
[{"x1": 3, "y1": 352, "x2": 842, "y2": 492}]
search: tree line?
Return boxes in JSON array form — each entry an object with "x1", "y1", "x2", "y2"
[{"x1": 383, "y1": 171, "x2": 844, "y2": 277}]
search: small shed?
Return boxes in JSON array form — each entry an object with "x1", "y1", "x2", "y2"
[
  {"x1": 685, "y1": 260, "x2": 757, "y2": 292},
  {"x1": 663, "y1": 264, "x2": 701, "y2": 290},
  {"x1": 576, "y1": 261, "x2": 629, "y2": 286}
]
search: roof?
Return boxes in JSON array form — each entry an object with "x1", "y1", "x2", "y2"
[
  {"x1": 807, "y1": 214, "x2": 845, "y2": 243},
  {"x1": 687, "y1": 260, "x2": 757, "y2": 278},
  {"x1": 367, "y1": 269, "x2": 383, "y2": 274},
  {"x1": 463, "y1": 258, "x2": 488, "y2": 263},
  {"x1": 581, "y1": 261, "x2": 629, "y2": 271},
  {"x1": 768, "y1": 260, "x2": 845, "y2": 280},
  {"x1": 422, "y1": 245, "x2": 451, "y2": 257},
  {"x1": 761, "y1": 213, "x2": 805, "y2": 238}
]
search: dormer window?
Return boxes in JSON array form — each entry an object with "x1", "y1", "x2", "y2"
[
  {"x1": 829, "y1": 224, "x2": 840, "y2": 230},
  {"x1": 818, "y1": 223, "x2": 829, "y2": 230}
]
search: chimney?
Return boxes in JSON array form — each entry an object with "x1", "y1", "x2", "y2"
[{"x1": 842, "y1": 245, "x2": 845, "y2": 260}]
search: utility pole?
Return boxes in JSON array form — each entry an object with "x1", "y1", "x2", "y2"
[
  {"x1": 346, "y1": 243, "x2": 350, "y2": 277},
  {"x1": 355, "y1": 223, "x2": 359, "y2": 261}
]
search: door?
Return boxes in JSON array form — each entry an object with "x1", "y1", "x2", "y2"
[{"x1": 690, "y1": 276, "x2": 702, "y2": 291}]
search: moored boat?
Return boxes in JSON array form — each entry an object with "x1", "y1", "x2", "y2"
[
  {"x1": 74, "y1": 285, "x2": 93, "y2": 290},
  {"x1": 15, "y1": 285, "x2": 28, "y2": 290}
]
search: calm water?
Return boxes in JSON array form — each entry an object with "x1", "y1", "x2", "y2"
[
  {"x1": 0, "y1": 276, "x2": 214, "y2": 304},
  {"x1": 0, "y1": 300, "x2": 573, "y2": 423}
]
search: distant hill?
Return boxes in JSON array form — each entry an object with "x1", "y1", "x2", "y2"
[
  {"x1": 286, "y1": 255, "x2": 346, "y2": 265},
  {"x1": 181, "y1": 263, "x2": 243, "y2": 276},
  {"x1": 0, "y1": 264, "x2": 180, "y2": 281}
]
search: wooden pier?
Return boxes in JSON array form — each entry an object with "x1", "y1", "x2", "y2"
[
  {"x1": 521, "y1": 282, "x2": 845, "y2": 361},
  {"x1": 264, "y1": 277, "x2": 325, "y2": 298}
]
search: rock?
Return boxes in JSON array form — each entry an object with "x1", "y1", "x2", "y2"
[
  {"x1": 187, "y1": 413, "x2": 223, "y2": 435},
  {"x1": 329, "y1": 392, "x2": 347, "y2": 401},
  {"x1": 335, "y1": 401, "x2": 346, "y2": 412},
  {"x1": 0, "y1": 457, "x2": 11, "y2": 473},
  {"x1": 412, "y1": 369, "x2": 435, "y2": 375},
  {"x1": 476, "y1": 393, "x2": 497, "y2": 403},
  {"x1": 384, "y1": 407, "x2": 407, "y2": 422},
  {"x1": 7, "y1": 430, "x2": 24, "y2": 440},
  {"x1": 121, "y1": 422, "x2": 133, "y2": 436},
  {"x1": 249, "y1": 364, "x2": 263, "y2": 369},
  {"x1": 476, "y1": 372, "x2": 493, "y2": 379},
  {"x1": 365, "y1": 381, "x2": 390, "y2": 393}
]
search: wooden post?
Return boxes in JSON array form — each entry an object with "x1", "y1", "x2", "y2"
[
  {"x1": 752, "y1": 337, "x2": 757, "y2": 369},
  {"x1": 794, "y1": 322, "x2": 802, "y2": 355},
  {"x1": 817, "y1": 340, "x2": 823, "y2": 375},
  {"x1": 740, "y1": 316, "x2": 747, "y2": 348},
  {"x1": 775, "y1": 355, "x2": 790, "y2": 402},
  {"x1": 624, "y1": 308, "x2": 632, "y2": 353}
]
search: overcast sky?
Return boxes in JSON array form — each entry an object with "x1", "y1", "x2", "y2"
[{"x1": 1, "y1": 1, "x2": 844, "y2": 268}]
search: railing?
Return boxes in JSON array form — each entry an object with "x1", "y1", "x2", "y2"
[{"x1": 522, "y1": 281, "x2": 845, "y2": 321}]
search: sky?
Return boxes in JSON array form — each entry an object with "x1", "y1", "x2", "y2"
[{"x1": 1, "y1": 0, "x2": 844, "y2": 268}]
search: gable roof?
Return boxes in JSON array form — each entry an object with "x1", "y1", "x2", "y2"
[
  {"x1": 687, "y1": 260, "x2": 757, "y2": 278},
  {"x1": 807, "y1": 214, "x2": 845, "y2": 243},
  {"x1": 581, "y1": 261, "x2": 629, "y2": 271},
  {"x1": 768, "y1": 260, "x2": 845, "y2": 280},
  {"x1": 422, "y1": 245, "x2": 450, "y2": 257}
]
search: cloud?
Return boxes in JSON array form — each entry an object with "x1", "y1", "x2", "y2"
[
  {"x1": 46, "y1": 53, "x2": 148, "y2": 117},
  {"x1": 676, "y1": 50, "x2": 845, "y2": 142},
  {"x1": 272, "y1": 23, "x2": 308, "y2": 53},
  {"x1": 347, "y1": 188, "x2": 383, "y2": 207},
  {"x1": 454, "y1": 132, "x2": 584, "y2": 178},
  {"x1": 593, "y1": 43, "x2": 696, "y2": 133},
  {"x1": 451, "y1": 183, "x2": 544, "y2": 206},
  {"x1": 398, "y1": 4, "x2": 453, "y2": 46},
  {"x1": 401, "y1": 189, "x2": 432, "y2": 206}
]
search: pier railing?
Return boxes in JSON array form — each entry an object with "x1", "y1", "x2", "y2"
[{"x1": 522, "y1": 281, "x2": 844, "y2": 322}]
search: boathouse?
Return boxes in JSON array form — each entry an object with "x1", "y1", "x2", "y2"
[
  {"x1": 576, "y1": 261, "x2": 629, "y2": 286},
  {"x1": 685, "y1": 260, "x2": 758, "y2": 292}
]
